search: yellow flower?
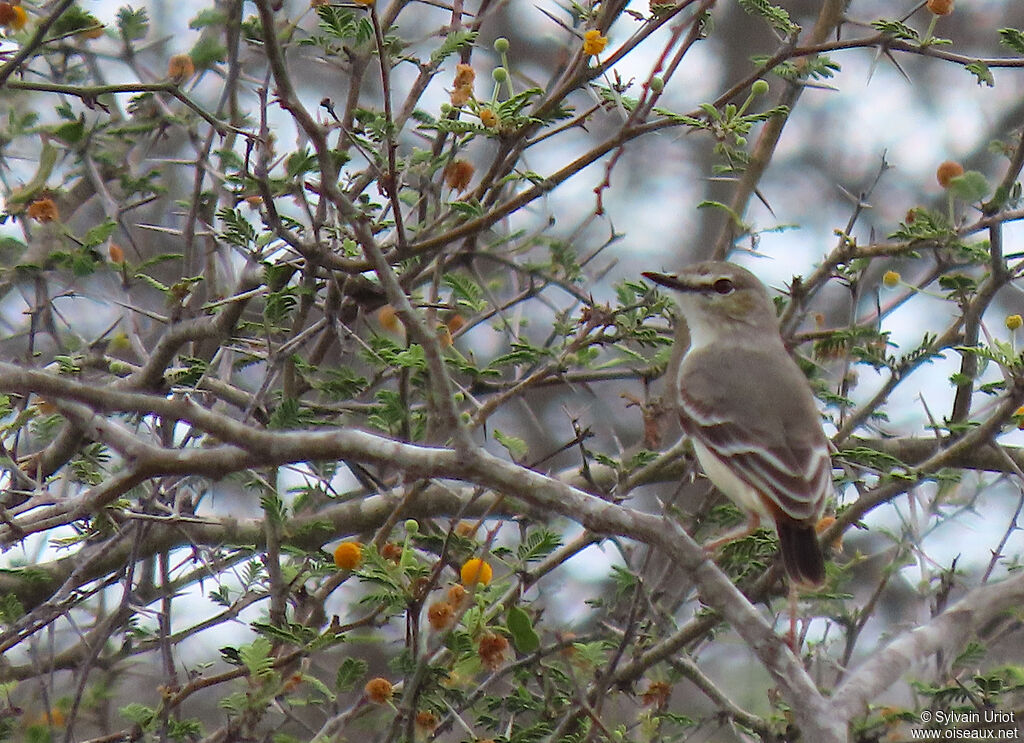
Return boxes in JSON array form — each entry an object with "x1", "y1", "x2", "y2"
[
  {"x1": 881, "y1": 270, "x2": 900, "y2": 288},
  {"x1": 1007, "y1": 314, "x2": 1023, "y2": 331},
  {"x1": 333, "y1": 541, "x2": 363, "y2": 570},
  {"x1": 582, "y1": 29, "x2": 608, "y2": 56},
  {"x1": 460, "y1": 557, "x2": 493, "y2": 586}
]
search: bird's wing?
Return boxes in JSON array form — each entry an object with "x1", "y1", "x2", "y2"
[{"x1": 677, "y1": 345, "x2": 831, "y2": 522}]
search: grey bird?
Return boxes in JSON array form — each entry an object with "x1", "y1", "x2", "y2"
[{"x1": 643, "y1": 261, "x2": 830, "y2": 586}]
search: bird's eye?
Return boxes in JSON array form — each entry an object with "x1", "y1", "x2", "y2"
[{"x1": 712, "y1": 278, "x2": 734, "y2": 295}]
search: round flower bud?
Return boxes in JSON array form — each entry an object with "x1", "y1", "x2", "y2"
[
  {"x1": 460, "y1": 558, "x2": 493, "y2": 586},
  {"x1": 447, "y1": 583, "x2": 469, "y2": 608},
  {"x1": 479, "y1": 108, "x2": 498, "y2": 128},
  {"x1": 27, "y1": 197, "x2": 59, "y2": 223},
  {"x1": 751, "y1": 79, "x2": 770, "y2": 96},
  {"x1": 333, "y1": 541, "x2": 363, "y2": 570},
  {"x1": 427, "y1": 601, "x2": 455, "y2": 631},
  {"x1": 882, "y1": 270, "x2": 901, "y2": 288},
  {"x1": 649, "y1": 76, "x2": 664, "y2": 93},
  {"x1": 477, "y1": 632, "x2": 509, "y2": 669},
  {"x1": 414, "y1": 711, "x2": 439, "y2": 733},
  {"x1": 492, "y1": 67, "x2": 509, "y2": 83},
  {"x1": 404, "y1": 519, "x2": 419, "y2": 534},
  {"x1": 364, "y1": 677, "x2": 393, "y2": 704},
  {"x1": 926, "y1": 0, "x2": 953, "y2": 15},
  {"x1": 1007, "y1": 314, "x2": 1023, "y2": 331},
  {"x1": 493, "y1": 37, "x2": 509, "y2": 53},
  {"x1": 936, "y1": 160, "x2": 964, "y2": 189}
]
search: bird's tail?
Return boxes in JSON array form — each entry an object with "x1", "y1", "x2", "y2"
[{"x1": 776, "y1": 521, "x2": 825, "y2": 587}]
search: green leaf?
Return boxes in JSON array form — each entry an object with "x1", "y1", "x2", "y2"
[
  {"x1": 430, "y1": 30, "x2": 478, "y2": 64},
  {"x1": 316, "y1": 5, "x2": 357, "y2": 39},
  {"x1": 517, "y1": 529, "x2": 563, "y2": 562},
  {"x1": 737, "y1": 0, "x2": 798, "y2": 35},
  {"x1": 120, "y1": 703, "x2": 156, "y2": 726},
  {"x1": 493, "y1": 429, "x2": 527, "y2": 461},
  {"x1": 871, "y1": 18, "x2": 919, "y2": 41},
  {"x1": 216, "y1": 207, "x2": 258, "y2": 248},
  {"x1": 507, "y1": 606, "x2": 540, "y2": 654},
  {"x1": 51, "y1": 5, "x2": 102, "y2": 36},
  {"x1": 947, "y1": 170, "x2": 990, "y2": 203},
  {"x1": 335, "y1": 657, "x2": 368, "y2": 692},
  {"x1": 447, "y1": 200, "x2": 485, "y2": 218},
  {"x1": 83, "y1": 219, "x2": 117, "y2": 248},
  {"x1": 999, "y1": 27, "x2": 1024, "y2": 55},
  {"x1": 190, "y1": 8, "x2": 227, "y2": 29},
  {"x1": 443, "y1": 273, "x2": 487, "y2": 312},
  {"x1": 190, "y1": 35, "x2": 227, "y2": 69},
  {"x1": 260, "y1": 493, "x2": 287, "y2": 526},
  {"x1": 116, "y1": 6, "x2": 149, "y2": 41},
  {"x1": 965, "y1": 61, "x2": 994, "y2": 87},
  {"x1": 239, "y1": 637, "x2": 275, "y2": 679}
]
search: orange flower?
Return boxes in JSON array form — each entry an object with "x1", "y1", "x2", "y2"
[
  {"x1": 26, "y1": 197, "x2": 59, "y2": 223},
  {"x1": 447, "y1": 583, "x2": 469, "y2": 609},
  {"x1": 167, "y1": 54, "x2": 195, "y2": 83},
  {"x1": 936, "y1": 160, "x2": 963, "y2": 189},
  {"x1": 333, "y1": 541, "x2": 363, "y2": 570},
  {"x1": 427, "y1": 601, "x2": 455, "y2": 631},
  {"x1": 460, "y1": 558, "x2": 493, "y2": 586},
  {"x1": 0, "y1": 3, "x2": 27, "y2": 30},
  {"x1": 443, "y1": 159, "x2": 474, "y2": 192},
  {"x1": 454, "y1": 63, "x2": 475, "y2": 89},
  {"x1": 582, "y1": 29, "x2": 608, "y2": 56},
  {"x1": 454, "y1": 519, "x2": 477, "y2": 538},
  {"x1": 479, "y1": 108, "x2": 498, "y2": 128},
  {"x1": 364, "y1": 677, "x2": 393, "y2": 704},
  {"x1": 477, "y1": 632, "x2": 509, "y2": 669},
  {"x1": 641, "y1": 680, "x2": 672, "y2": 708},
  {"x1": 926, "y1": 0, "x2": 953, "y2": 15},
  {"x1": 450, "y1": 63, "x2": 475, "y2": 106},
  {"x1": 380, "y1": 541, "x2": 403, "y2": 562},
  {"x1": 415, "y1": 710, "x2": 439, "y2": 733}
]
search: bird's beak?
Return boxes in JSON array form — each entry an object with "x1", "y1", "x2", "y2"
[{"x1": 642, "y1": 271, "x2": 690, "y2": 291}]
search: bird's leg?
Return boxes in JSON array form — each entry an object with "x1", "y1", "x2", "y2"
[
  {"x1": 702, "y1": 513, "x2": 762, "y2": 553},
  {"x1": 786, "y1": 583, "x2": 798, "y2": 652}
]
